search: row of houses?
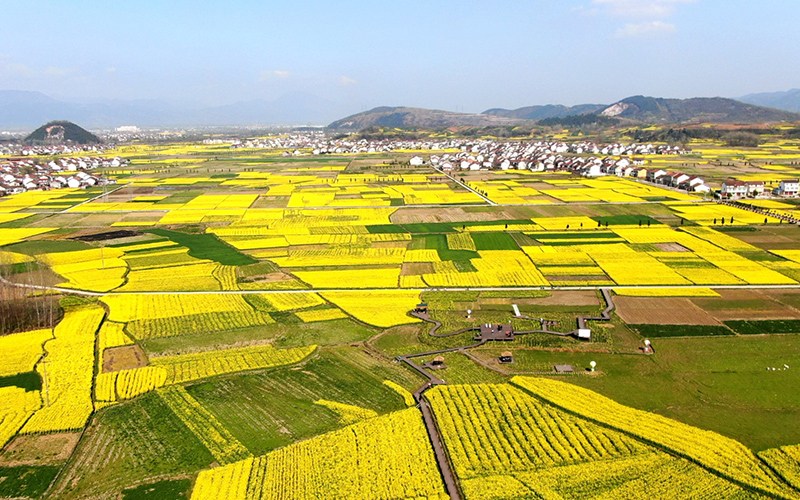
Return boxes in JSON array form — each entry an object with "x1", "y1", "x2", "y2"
[
  {"x1": 0, "y1": 157, "x2": 123, "y2": 197},
  {"x1": 427, "y1": 141, "x2": 688, "y2": 172},
  {"x1": 0, "y1": 143, "x2": 110, "y2": 157},
  {"x1": 421, "y1": 141, "x2": 708, "y2": 193},
  {"x1": 230, "y1": 133, "x2": 690, "y2": 159},
  {"x1": 721, "y1": 178, "x2": 800, "y2": 198}
]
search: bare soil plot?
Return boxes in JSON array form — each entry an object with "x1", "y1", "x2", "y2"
[
  {"x1": 390, "y1": 207, "x2": 519, "y2": 224},
  {"x1": 691, "y1": 289, "x2": 800, "y2": 321},
  {"x1": 103, "y1": 344, "x2": 148, "y2": 372},
  {"x1": 655, "y1": 242, "x2": 690, "y2": 252},
  {"x1": 0, "y1": 432, "x2": 81, "y2": 466},
  {"x1": 518, "y1": 290, "x2": 600, "y2": 307},
  {"x1": 759, "y1": 288, "x2": 800, "y2": 310},
  {"x1": 732, "y1": 226, "x2": 800, "y2": 250},
  {"x1": 401, "y1": 262, "x2": 434, "y2": 276},
  {"x1": 615, "y1": 296, "x2": 721, "y2": 325}
]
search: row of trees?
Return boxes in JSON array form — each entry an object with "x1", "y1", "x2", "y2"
[{"x1": 0, "y1": 260, "x2": 62, "y2": 335}]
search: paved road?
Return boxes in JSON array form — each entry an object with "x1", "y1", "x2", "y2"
[{"x1": 6, "y1": 276, "x2": 800, "y2": 296}]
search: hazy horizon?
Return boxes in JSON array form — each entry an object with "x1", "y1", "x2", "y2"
[{"x1": 1, "y1": 1, "x2": 799, "y2": 116}]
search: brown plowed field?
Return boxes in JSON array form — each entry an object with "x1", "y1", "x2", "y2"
[{"x1": 615, "y1": 296, "x2": 721, "y2": 325}]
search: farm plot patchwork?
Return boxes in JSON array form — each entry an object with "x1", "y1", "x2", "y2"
[{"x1": 6, "y1": 146, "x2": 800, "y2": 499}]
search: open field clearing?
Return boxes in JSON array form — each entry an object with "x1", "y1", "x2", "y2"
[{"x1": 4, "y1": 141, "x2": 800, "y2": 498}]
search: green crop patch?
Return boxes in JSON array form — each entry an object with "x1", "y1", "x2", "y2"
[
  {"x1": 146, "y1": 228, "x2": 257, "y2": 266},
  {"x1": 122, "y1": 479, "x2": 191, "y2": 500},
  {"x1": 471, "y1": 232, "x2": 520, "y2": 251},
  {"x1": 0, "y1": 372, "x2": 42, "y2": 392},
  {"x1": 628, "y1": 324, "x2": 734, "y2": 338},
  {"x1": 725, "y1": 319, "x2": 800, "y2": 335},
  {"x1": 0, "y1": 466, "x2": 60, "y2": 499},
  {"x1": 592, "y1": 215, "x2": 661, "y2": 226},
  {"x1": 531, "y1": 231, "x2": 620, "y2": 240},
  {"x1": 366, "y1": 224, "x2": 407, "y2": 234}
]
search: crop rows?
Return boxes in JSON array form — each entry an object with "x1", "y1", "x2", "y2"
[
  {"x1": 159, "y1": 386, "x2": 251, "y2": 465},
  {"x1": 760, "y1": 445, "x2": 800, "y2": 491},
  {"x1": 103, "y1": 294, "x2": 258, "y2": 322},
  {"x1": 0, "y1": 328, "x2": 51, "y2": 377},
  {"x1": 426, "y1": 384, "x2": 643, "y2": 479},
  {"x1": 22, "y1": 305, "x2": 105, "y2": 434},
  {"x1": 191, "y1": 408, "x2": 448, "y2": 499},
  {"x1": 96, "y1": 366, "x2": 168, "y2": 402},
  {"x1": 314, "y1": 399, "x2": 377, "y2": 425},
  {"x1": 126, "y1": 310, "x2": 275, "y2": 339},
  {"x1": 511, "y1": 376, "x2": 795, "y2": 497},
  {"x1": 320, "y1": 291, "x2": 420, "y2": 328},
  {"x1": 0, "y1": 387, "x2": 41, "y2": 447},
  {"x1": 150, "y1": 344, "x2": 316, "y2": 384}
]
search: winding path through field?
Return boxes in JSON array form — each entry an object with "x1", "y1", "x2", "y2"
[{"x1": 393, "y1": 288, "x2": 619, "y2": 499}]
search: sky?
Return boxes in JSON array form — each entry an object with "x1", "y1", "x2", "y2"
[{"x1": 1, "y1": 0, "x2": 799, "y2": 115}]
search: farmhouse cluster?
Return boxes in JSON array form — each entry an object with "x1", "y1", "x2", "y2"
[
  {"x1": 232, "y1": 132, "x2": 465, "y2": 155},
  {"x1": 721, "y1": 178, "x2": 800, "y2": 198},
  {"x1": 0, "y1": 143, "x2": 108, "y2": 157},
  {"x1": 418, "y1": 141, "x2": 712, "y2": 194},
  {"x1": 0, "y1": 157, "x2": 122, "y2": 196}
]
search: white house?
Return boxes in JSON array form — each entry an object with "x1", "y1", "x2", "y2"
[
  {"x1": 585, "y1": 164, "x2": 604, "y2": 177},
  {"x1": 746, "y1": 181, "x2": 765, "y2": 196},
  {"x1": 779, "y1": 180, "x2": 800, "y2": 197},
  {"x1": 409, "y1": 156, "x2": 424, "y2": 166},
  {"x1": 721, "y1": 179, "x2": 748, "y2": 198}
]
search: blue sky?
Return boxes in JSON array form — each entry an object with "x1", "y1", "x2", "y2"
[{"x1": 1, "y1": 0, "x2": 798, "y2": 113}]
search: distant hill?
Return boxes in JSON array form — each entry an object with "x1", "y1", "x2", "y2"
[
  {"x1": 597, "y1": 95, "x2": 800, "y2": 123},
  {"x1": 739, "y1": 89, "x2": 800, "y2": 113},
  {"x1": 24, "y1": 121, "x2": 102, "y2": 145},
  {"x1": 329, "y1": 96, "x2": 800, "y2": 131},
  {"x1": 482, "y1": 103, "x2": 605, "y2": 121},
  {"x1": 327, "y1": 106, "x2": 522, "y2": 130}
]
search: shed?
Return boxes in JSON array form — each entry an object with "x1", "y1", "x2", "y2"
[
  {"x1": 477, "y1": 323, "x2": 515, "y2": 341},
  {"x1": 553, "y1": 364, "x2": 575, "y2": 374},
  {"x1": 431, "y1": 356, "x2": 445, "y2": 366},
  {"x1": 499, "y1": 351, "x2": 513, "y2": 364}
]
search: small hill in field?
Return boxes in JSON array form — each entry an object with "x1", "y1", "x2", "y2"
[{"x1": 24, "y1": 120, "x2": 102, "y2": 145}]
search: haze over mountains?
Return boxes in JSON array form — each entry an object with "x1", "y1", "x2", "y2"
[
  {"x1": 2, "y1": 89, "x2": 800, "y2": 131},
  {"x1": 739, "y1": 89, "x2": 800, "y2": 113},
  {"x1": 0, "y1": 90, "x2": 350, "y2": 129}
]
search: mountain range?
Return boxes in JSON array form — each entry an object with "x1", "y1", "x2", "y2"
[
  {"x1": 2, "y1": 89, "x2": 800, "y2": 131},
  {"x1": 739, "y1": 89, "x2": 800, "y2": 113},
  {"x1": 329, "y1": 96, "x2": 800, "y2": 131}
]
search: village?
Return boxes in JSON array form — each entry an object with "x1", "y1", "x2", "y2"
[{"x1": 0, "y1": 156, "x2": 123, "y2": 196}]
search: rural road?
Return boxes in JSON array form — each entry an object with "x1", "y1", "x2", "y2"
[{"x1": 6, "y1": 276, "x2": 800, "y2": 296}]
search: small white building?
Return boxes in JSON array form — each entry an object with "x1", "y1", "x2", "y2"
[
  {"x1": 409, "y1": 156, "x2": 424, "y2": 166},
  {"x1": 721, "y1": 179, "x2": 748, "y2": 198},
  {"x1": 779, "y1": 179, "x2": 800, "y2": 197}
]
